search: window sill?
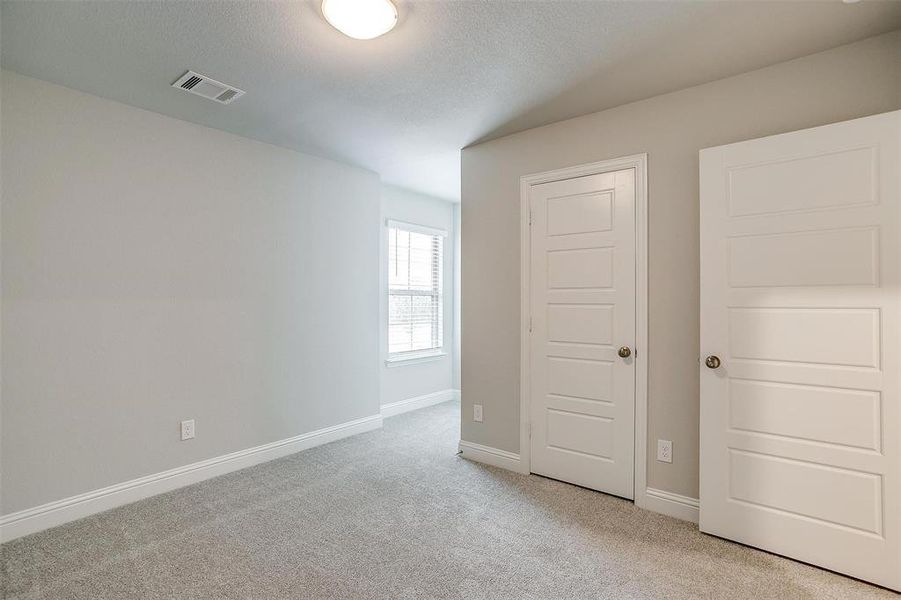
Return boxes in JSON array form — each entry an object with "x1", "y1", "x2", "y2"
[{"x1": 385, "y1": 352, "x2": 447, "y2": 368}]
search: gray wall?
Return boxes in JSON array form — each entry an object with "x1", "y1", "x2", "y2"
[
  {"x1": 461, "y1": 31, "x2": 901, "y2": 499},
  {"x1": 1, "y1": 71, "x2": 381, "y2": 514},
  {"x1": 379, "y1": 185, "x2": 456, "y2": 406}
]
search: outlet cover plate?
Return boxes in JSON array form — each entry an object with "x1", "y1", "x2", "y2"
[
  {"x1": 657, "y1": 439, "x2": 672, "y2": 463},
  {"x1": 181, "y1": 419, "x2": 195, "y2": 441}
]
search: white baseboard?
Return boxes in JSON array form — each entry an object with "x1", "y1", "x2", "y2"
[
  {"x1": 380, "y1": 388, "x2": 459, "y2": 418},
  {"x1": 640, "y1": 487, "x2": 700, "y2": 523},
  {"x1": 0, "y1": 413, "x2": 383, "y2": 543},
  {"x1": 458, "y1": 440, "x2": 527, "y2": 474}
]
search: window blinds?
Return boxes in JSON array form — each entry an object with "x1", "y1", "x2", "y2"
[{"x1": 387, "y1": 222, "x2": 444, "y2": 357}]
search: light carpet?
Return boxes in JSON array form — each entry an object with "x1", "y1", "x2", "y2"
[{"x1": 1, "y1": 400, "x2": 894, "y2": 599}]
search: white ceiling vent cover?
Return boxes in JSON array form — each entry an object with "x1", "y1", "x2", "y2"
[{"x1": 172, "y1": 70, "x2": 245, "y2": 105}]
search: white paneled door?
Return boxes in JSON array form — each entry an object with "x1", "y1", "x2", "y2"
[
  {"x1": 700, "y1": 111, "x2": 901, "y2": 590},
  {"x1": 529, "y1": 169, "x2": 635, "y2": 499}
]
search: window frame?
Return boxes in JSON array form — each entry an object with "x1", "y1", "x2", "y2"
[{"x1": 385, "y1": 219, "x2": 447, "y2": 366}]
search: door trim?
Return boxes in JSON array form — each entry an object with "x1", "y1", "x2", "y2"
[{"x1": 519, "y1": 153, "x2": 649, "y2": 507}]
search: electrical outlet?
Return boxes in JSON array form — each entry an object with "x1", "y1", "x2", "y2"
[
  {"x1": 657, "y1": 439, "x2": 672, "y2": 463},
  {"x1": 180, "y1": 419, "x2": 195, "y2": 441},
  {"x1": 473, "y1": 404, "x2": 483, "y2": 423}
]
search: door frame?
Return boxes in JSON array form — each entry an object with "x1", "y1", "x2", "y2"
[{"x1": 519, "y1": 153, "x2": 649, "y2": 505}]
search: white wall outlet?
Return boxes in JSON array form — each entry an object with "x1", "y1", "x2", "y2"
[
  {"x1": 473, "y1": 404, "x2": 483, "y2": 423},
  {"x1": 180, "y1": 419, "x2": 195, "y2": 441},
  {"x1": 657, "y1": 439, "x2": 672, "y2": 463}
]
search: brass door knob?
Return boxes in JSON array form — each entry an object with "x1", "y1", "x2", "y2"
[
  {"x1": 618, "y1": 346, "x2": 632, "y2": 359},
  {"x1": 705, "y1": 355, "x2": 721, "y2": 369}
]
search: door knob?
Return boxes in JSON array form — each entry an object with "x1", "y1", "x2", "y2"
[
  {"x1": 618, "y1": 346, "x2": 632, "y2": 359},
  {"x1": 705, "y1": 355, "x2": 721, "y2": 369}
]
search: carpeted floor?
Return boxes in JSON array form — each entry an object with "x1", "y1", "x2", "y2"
[{"x1": 1, "y1": 400, "x2": 895, "y2": 599}]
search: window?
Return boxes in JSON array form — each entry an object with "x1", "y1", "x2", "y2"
[{"x1": 387, "y1": 221, "x2": 445, "y2": 361}]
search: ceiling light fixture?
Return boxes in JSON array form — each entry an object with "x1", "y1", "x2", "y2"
[{"x1": 322, "y1": 0, "x2": 397, "y2": 40}]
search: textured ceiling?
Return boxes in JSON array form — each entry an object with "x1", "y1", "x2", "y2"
[{"x1": 2, "y1": 1, "x2": 900, "y2": 201}]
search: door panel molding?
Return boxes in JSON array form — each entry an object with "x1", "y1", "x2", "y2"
[{"x1": 519, "y1": 154, "x2": 649, "y2": 507}]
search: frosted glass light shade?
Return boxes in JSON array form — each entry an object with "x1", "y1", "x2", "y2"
[{"x1": 322, "y1": 0, "x2": 398, "y2": 40}]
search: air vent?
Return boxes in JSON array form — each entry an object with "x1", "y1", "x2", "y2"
[
  {"x1": 171, "y1": 70, "x2": 245, "y2": 105},
  {"x1": 215, "y1": 89, "x2": 240, "y2": 103}
]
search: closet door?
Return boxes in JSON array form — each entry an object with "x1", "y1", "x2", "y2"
[{"x1": 699, "y1": 111, "x2": 900, "y2": 590}]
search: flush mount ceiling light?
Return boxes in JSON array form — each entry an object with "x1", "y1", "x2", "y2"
[{"x1": 322, "y1": 0, "x2": 397, "y2": 40}]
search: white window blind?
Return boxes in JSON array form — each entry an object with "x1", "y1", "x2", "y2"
[{"x1": 387, "y1": 222, "x2": 444, "y2": 358}]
